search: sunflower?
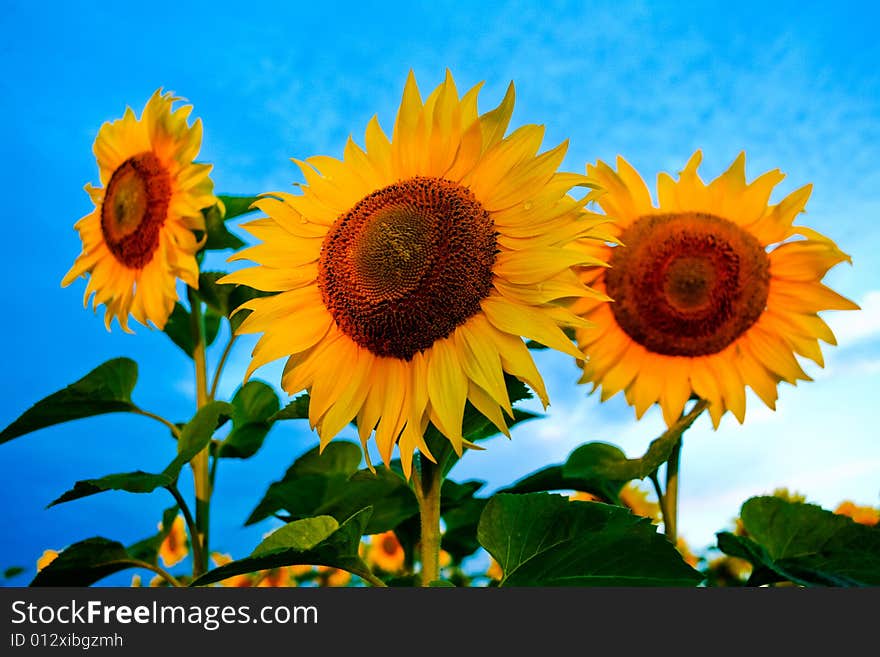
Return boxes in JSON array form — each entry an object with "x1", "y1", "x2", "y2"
[
  {"x1": 366, "y1": 530, "x2": 406, "y2": 574},
  {"x1": 158, "y1": 515, "x2": 188, "y2": 568},
  {"x1": 223, "y1": 71, "x2": 608, "y2": 475},
  {"x1": 62, "y1": 89, "x2": 216, "y2": 331},
  {"x1": 573, "y1": 151, "x2": 857, "y2": 427}
]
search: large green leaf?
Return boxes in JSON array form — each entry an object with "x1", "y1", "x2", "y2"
[
  {"x1": 563, "y1": 401, "x2": 705, "y2": 484},
  {"x1": 202, "y1": 202, "x2": 245, "y2": 251},
  {"x1": 0, "y1": 358, "x2": 138, "y2": 444},
  {"x1": 245, "y1": 441, "x2": 363, "y2": 525},
  {"x1": 163, "y1": 302, "x2": 221, "y2": 357},
  {"x1": 219, "y1": 381, "x2": 280, "y2": 459},
  {"x1": 31, "y1": 538, "x2": 132, "y2": 586},
  {"x1": 246, "y1": 443, "x2": 418, "y2": 534},
  {"x1": 49, "y1": 402, "x2": 231, "y2": 506},
  {"x1": 478, "y1": 493, "x2": 703, "y2": 587},
  {"x1": 269, "y1": 394, "x2": 311, "y2": 422},
  {"x1": 499, "y1": 463, "x2": 625, "y2": 503},
  {"x1": 717, "y1": 497, "x2": 880, "y2": 587},
  {"x1": 440, "y1": 480, "x2": 488, "y2": 561},
  {"x1": 193, "y1": 508, "x2": 374, "y2": 586},
  {"x1": 218, "y1": 194, "x2": 260, "y2": 220}
]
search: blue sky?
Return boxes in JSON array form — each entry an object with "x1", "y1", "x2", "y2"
[{"x1": 2, "y1": 0, "x2": 878, "y2": 583}]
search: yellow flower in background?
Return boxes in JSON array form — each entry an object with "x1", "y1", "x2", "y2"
[
  {"x1": 708, "y1": 555, "x2": 752, "y2": 585},
  {"x1": 36, "y1": 549, "x2": 59, "y2": 572},
  {"x1": 835, "y1": 501, "x2": 879, "y2": 526},
  {"x1": 619, "y1": 483, "x2": 662, "y2": 522},
  {"x1": 62, "y1": 89, "x2": 216, "y2": 331},
  {"x1": 367, "y1": 531, "x2": 406, "y2": 573},
  {"x1": 318, "y1": 566, "x2": 352, "y2": 587},
  {"x1": 573, "y1": 151, "x2": 857, "y2": 427},
  {"x1": 224, "y1": 71, "x2": 609, "y2": 476},
  {"x1": 158, "y1": 515, "x2": 188, "y2": 568},
  {"x1": 438, "y1": 549, "x2": 452, "y2": 569},
  {"x1": 487, "y1": 558, "x2": 503, "y2": 581},
  {"x1": 131, "y1": 575, "x2": 142, "y2": 587},
  {"x1": 257, "y1": 568, "x2": 294, "y2": 587},
  {"x1": 210, "y1": 553, "x2": 252, "y2": 587}
]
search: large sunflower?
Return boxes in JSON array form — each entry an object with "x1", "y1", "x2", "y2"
[
  {"x1": 573, "y1": 151, "x2": 857, "y2": 427},
  {"x1": 224, "y1": 71, "x2": 609, "y2": 475},
  {"x1": 62, "y1": 90, "x2": 216, "y2": 331}
]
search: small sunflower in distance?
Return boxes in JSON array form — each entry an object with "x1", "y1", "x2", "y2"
[
  {"x1": 224, "y1": 71, "x2": 608, "y2": 475},
  {"x1": 573, "y1": 151, "x2": 858, "y2": 426},
  {"x1": 62, "y1": 90, "x2": 216, "y2": 331}
]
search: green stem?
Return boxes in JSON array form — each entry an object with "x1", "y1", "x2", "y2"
[
  {"x1": 649, "y1": 472, "x2": 671, "y2": 536},
  {"x1": 660, "y1": 398, "x2": 709, "y2": 544},
  {"x1": 360, "y1": 571, "x2": 389, "y2": 588},
  {"x1": 413, "y1": 455, "x2": 443, "y2": 587},
  {"x1": 187, "y1": 287, "x2": 211, "y2": 578},
  {"x1": 664, "y1": 438, "x2": 682, "y2": 544},
  {"x1": 166, "y1": 484, "x2": 204, "y2": 578},
  {"x1": 118, "y1": 560, "x2": 182, "y2": 588},
  {"x1": 208, "y1": 335, "x2": 237, "y2": 401},
  {"x1": 133, "y1": 408, "x2": 180, "y2": 439}
]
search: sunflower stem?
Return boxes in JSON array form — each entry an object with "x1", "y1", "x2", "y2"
[
  {"x1": 414, "y1": 454, "x2": 443, "y2": 587},
  {"x1": 187, "y1": 287, "x2": 211, "y2": 578},
  {"x1": 661, "y1": 398, "x2": 709, "y2": 544}
]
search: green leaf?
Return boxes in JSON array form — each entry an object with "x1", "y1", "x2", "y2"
[
  {"x1": 437, "y1": 479, "x2": 487, "y2": 560},
  {"x1": 196, "y1": 271, "x2": 236, "y2": 316},
  {"x1": 246, "y1": 445, "x2": 418, "y2": 534},
  {"x1": 49, "y1": 472, "x2": 175, "y2": 506},
  {"x1": 563, "y1": 401, "x2": 705, "y2": 484},
  {"x1": 253, "y1": 516, "x2": 339, "y2": 555},
  {"x1": 269, "y1": 394, "x2": 311, "y2": 422},
  {"x1": 49, "y1": 402, "x2": 231, "y2": 507},
  {"x1": 193, "y1": 508, "x2": 374, "y2": 586},
  {"x1": 202, "y1": 202, "x2": 245, "y2": 251},
  {"x1": 245, "y1": 441, "x2": 363, "y2": 525},
  {"x1": 219, "y1": 381, "x2": 280, "y2": 459},
  {"x1": 718, "y1": 497, "x2": 880, "y2": 587},
  {"x1": 0, "y1": 358, "x2": 138, "y2": 445},
  {"x1": 4, "y1": 567, "x2": 24, "y2": 579},
  {"x1": 170, "y1": 401, "x2": 233, "y2": 473},
  {"x1": 163, "y1": 303, "x2": 221, "y2": 358},
  {"x1": 429, "y1": 580, "x2": 456, "y2": 587},
  {"x1": 31, "y1": 538, "x2": 133, "y2": 586},
  {"x1": 499, "y1": 464, "x2": 625, "y2": 504},
  {"x1": 478, "y1": 493, "x2": 703, "y2": 587},
  {"x1": 218, "y1": 194, "x2": 260, "y2": 220}
]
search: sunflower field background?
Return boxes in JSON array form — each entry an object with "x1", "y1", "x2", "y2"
[{"x1": 1, "y1": 0, "x2": 879, "y2": 588}]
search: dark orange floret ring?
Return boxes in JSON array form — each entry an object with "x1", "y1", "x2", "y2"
[
  {"x1": 318, "y1": 176, "x2": 497, "y2": 360},
  {"x1": 604, "y1": 212, "x2": 770, "y2": 357},
  {"x1": 100, "y1": 152, "x2": 171, "y2": 269}
]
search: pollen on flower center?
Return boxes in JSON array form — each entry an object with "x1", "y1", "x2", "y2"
[
  {"x1": 318, "y1": 176, "x2": 497, "y2": 360},
  {"x1": 101, "y1": 152, "x2": 171, "y2": 269},
  {"x1": 605, "y1": 212, "x2": 770, "y2": 356}
]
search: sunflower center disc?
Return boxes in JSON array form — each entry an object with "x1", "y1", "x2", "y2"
[
  {"x1": 318, "y1": 176, "x2": 497, "y2": 360},
  {"x1": 101, "y1": 152, "x2": 171, "y2": 269},
  {"x1": 604, "y1": 212, "x2": 770, "y2": 356},
  {"x1": 381, "y1": 534, "x2": 398, "y2": 554}
]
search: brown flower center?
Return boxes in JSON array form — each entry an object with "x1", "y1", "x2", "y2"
[
  {"x1": 318, "y1": 176, "x2": 497, "y2": 360},
  {"x1": 381, "y1": 534, "x2": 399, "y2": 555},
  {"x1": 604, "y1": 212, "x2": 770, "y2": 356},
  {"x1": 101, "y1": 152, "x2": 171, "y2": 269}
]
